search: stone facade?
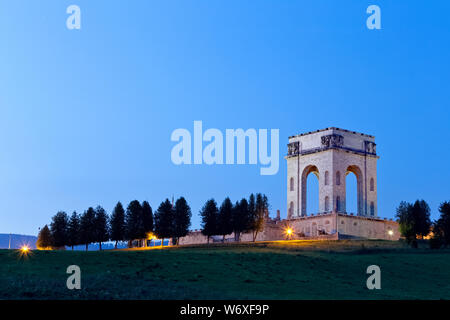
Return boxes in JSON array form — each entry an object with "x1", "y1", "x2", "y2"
[
  {"x1": 284, "y1": 213, "x2": 399, "y2": 240},
  {"x1": 178, "y1": 222, "x2": 284, "y2": 245},
  {"x1": 286, "y1": 127, "x2": 378, "y2": 218},
  {"x1": 177, "y1": 213, "x2": 400, "y2": 244}
]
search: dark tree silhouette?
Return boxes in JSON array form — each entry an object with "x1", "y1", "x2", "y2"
[
  {"x1": 80, "y1": 207, "x2": 96, "y2": 251},
  {"x1": 125, "y1": 200, "x2": 143, "y2": 247},
  {"x1": 396, "y1": 200, "x2": 432, "y2": 247},
  {"x1": 154, "y1": 199, "x2": 174, "y2": 245},
  {"x1": 36, "y1": 225, "x2": 53, "y2": 249},
  {"x1": 396, "y1": 201, "x2": 415, "y2": 243},
  {"x1": 110, "y1": 201, "x2": 126, "y2": 249},
  {"x1": 232, "y1": 198, "x2": 250, "y2": 242},
  {"x1": 67, "y1": 211, "x2": 80, "y2": 250},
  {"x1": 248, "y1": 193, "x2": 256, "y2": 223},
  {"x1": 250, "y1": 193, "x2": 269, "y2": 241},
  {"x1": 50, "y1": 211, "x2": 69, "y2": 248},
  {"x1": 142, "y1": 201, "x2": 154, "y2": 237},
  {"x1": 94, "y1": 206, "x2": 109, "y2": 250},
  {"x1": 432, "y1": 201, "x2": 450, "y2": 248},
  {"x1": 412, "y1": 200, "x2": 432, "y2": 239},
  {"x1": 218, "y1": 197, "x2": 233, "y2": 242},
  {"x1": 173, "y1": 197, "x2": 192, "y2": 245},
  {"x1": 200, "y1": 199, "x2": 219, "y2": 244}
]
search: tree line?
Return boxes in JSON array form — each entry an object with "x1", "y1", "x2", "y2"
[
  {"x1": 36, "y1": 193, "x2": 269, "y2": 250},
  {"x1": 396, "y1": 199, "x2": 450, "y2": 248},
  {"x1": 200, "y1": 193, "x2": 269, "y2": 243},
  {"x1": 37, "y1": 197, "x2": 192, "y2": 250}
]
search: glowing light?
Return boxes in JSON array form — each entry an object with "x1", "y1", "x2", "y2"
[
  {"x1": 17, "y1": 245, "x2": 32, "y2": 259},
  {"x1": 147, "y1": 232, "x2": 157, "y2": 240},
  {"x1": 388, "y1": 230, "x2": 394, "y2": 236},
  {"x1": 285, "y1": 227, "x2": 294, "y2": 239},
  {"x1": 37, "y1": 246, "x2": 52, "y2": 250},
  {"x1": 21, "y1": 245, "x2": 30, "y2": 253}
]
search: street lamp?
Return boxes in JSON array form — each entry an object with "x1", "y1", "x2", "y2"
[
  {"x1": 21, "y1": 245, "x2": 30, "y2": 254},
  {"x1": 285, "y1": 227, "x2": 293, "y2": 240}
]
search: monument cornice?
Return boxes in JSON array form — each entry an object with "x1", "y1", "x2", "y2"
[
  {"x1": 285, "y1": 145, "x2": 379, "y2": 159},
  {"x1": 288, "y1": 127, "x2": 375, "y2": 139}
]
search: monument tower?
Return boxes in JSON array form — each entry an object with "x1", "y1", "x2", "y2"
[{"x1": 286, "y1": 127, "x2": 378, "y2": 218}]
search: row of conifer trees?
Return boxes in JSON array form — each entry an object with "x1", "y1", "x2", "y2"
[
  {"x1": 396, "y1": 199, "x2": 450, "y2": 248},
  {"x1": 200, "y1": 193, "x2": 269, "y2": 243},
  {"x1": 37, "y1": 193, "x2": 269, "y2": 250},
  {"x1": 37, "y1": 197, "x2": 192, "y2": 250}
]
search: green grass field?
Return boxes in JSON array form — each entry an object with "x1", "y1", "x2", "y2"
[{"x1": 1, "y1": 240, "x2": 449, "y2": 300}]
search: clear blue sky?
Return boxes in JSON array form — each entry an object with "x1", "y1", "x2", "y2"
[{"x1": 1, "y1": 1, "x2": 449, "y2": 235}]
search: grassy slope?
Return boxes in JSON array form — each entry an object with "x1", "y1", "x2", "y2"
[{"x1": 1, "y1": 240, "x2": 449, "y2": 300}]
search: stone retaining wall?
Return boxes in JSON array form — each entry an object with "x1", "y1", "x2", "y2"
[{"x1": 176, "y1": 212, "x2": 400, "y2": 246}]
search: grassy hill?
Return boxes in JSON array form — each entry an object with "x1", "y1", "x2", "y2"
[{"x1": 1, "y1": 240, "x2": 449, "y2": 300}]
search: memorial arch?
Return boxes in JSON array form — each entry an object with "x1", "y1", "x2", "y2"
[
  {"x1": 286, "y1": 127, "x2": 378, "y2": 218},
  {"x1": 300, "y1": 165, "x2": 319, "y2": 216},
  {"x1": 345, "y1": 165, "x2": 363, "y2": 215}
]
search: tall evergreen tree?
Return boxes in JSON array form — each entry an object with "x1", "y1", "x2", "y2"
[
  {"x1": 154, "y1": 199, "x2": 174, "y2": 245},
  {"x1": 232, "y1": 198, "x2": 250, "y2": 242},
  {"x1": 396, "y1": 201, "x2": 415, "y2": 244},
  {"x1": 110, "y1": 202, "x2": 126, "y2": 249},
  {"x1": 248, "y1": 193, "x2": 256, "y2": 223},
  {"x1": 36, "y1": 225, "x2": 53, "y2": 249},
  {"x1": 218, "y1": 197, "x2": 233, "y2": 242},
  {"x1": 173, "y1": 197, "x2": 192, "y2": 245},
  {"x1": 125, "y1": 200, "x2": 143, "y2": 246},
  {"x1": 411, "y1": 200, "x2": 432, "y2": 239},
  {"x1": 50, "y1": 211, "x2": 69, "y2": 248},
  {"x1": 142, "y1": 201, "x2": 154, "y2": 237},
  {"x1": 251, "y1": 193, "x2": 269, "y2": 241},
  {"x1": 67, "y1": 211, "x2": 80, "y2": 250},
  {"x1": 433, "y1": 201, "x2": 450, "y2": 247},
  {"x1": 80, "y1": 207, "x2": 96, "y2": 251},
  {"x1": 248, "y1": 193, "x2": 257, "y2": 241},
  {"x1": 396, "y1": 200, "x2": 432, "y2": 247},
  {"x1": 94, "y1": 206, "x2": 109, "y2": 250},
  {"x1": 200, "y1": 199, "x2": 219, "y2": 244}
]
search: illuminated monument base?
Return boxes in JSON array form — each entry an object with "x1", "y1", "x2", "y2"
[{"x1": 176, "y1": 212, "x2": 399, "y2": 245}]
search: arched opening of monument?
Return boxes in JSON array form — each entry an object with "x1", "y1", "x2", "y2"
[
  {"x1": 306, "y1": 172, "x2": 319, "y2": 214},
  {"x1": 301, "y1": 165, "x2": 319, "y2": 215},
  {"x1": 346, "y1": 171, "x2": 358, "y2": 214},
  {"x1": 346, "y1": 165, "x2": 363, "y2": 215}
]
